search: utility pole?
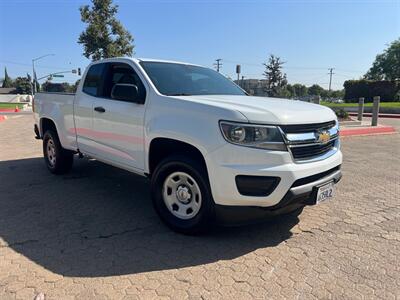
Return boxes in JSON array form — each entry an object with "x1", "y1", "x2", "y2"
[
  {"x1": 328, "y1": 68, "x2": 335, "y2": 91},
  {"x1": 32, "y1": 54, "x2": 55, "y2": 94},
  {"x1": 214, "y1": 58, "x2": 222, "y2": 72}
]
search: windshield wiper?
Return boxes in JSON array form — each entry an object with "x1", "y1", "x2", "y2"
[{"x1": 169, "y1": 93, "x2": 193, "y2": 96}]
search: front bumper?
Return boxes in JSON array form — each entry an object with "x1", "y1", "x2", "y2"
[
  {"x1": 215, "y1": 168, "x2": 342, "y2": 225},
  {"x1": 205, "y1": 141, "x2": 343, "y2": 207}
]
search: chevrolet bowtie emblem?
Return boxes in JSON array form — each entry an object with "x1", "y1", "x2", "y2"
[{"x1": 316, "y1": 131, "x2": 331, "y2": 143}]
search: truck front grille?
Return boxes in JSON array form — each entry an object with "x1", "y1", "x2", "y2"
[
  {"x1": 280, "y1": 121, "x2": 336, "y2": 134},
  {"x1": 279, "y1": 120, "x2": 339, "y2": 163},
  {"x1": 290, "y1": 140, "x2": 336, "y2": 160}
]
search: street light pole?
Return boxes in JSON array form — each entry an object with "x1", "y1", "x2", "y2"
[{"x1": 32, "y1": 54, "x2": 55, "y2": 94}]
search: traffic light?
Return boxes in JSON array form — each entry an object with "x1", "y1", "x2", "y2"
[{"x1": 78, "y1": 68, "x2": 81, "y2": 76}]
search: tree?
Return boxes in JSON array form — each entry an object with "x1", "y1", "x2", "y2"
[
  {"x1": 343, "y1": 79, "x2": 399, "y2": 102},
  {"x1": 263, "y1": 55, "x2": 287, "y2": 97},
  {"x1": 14, "y1": 77, "x2": 32, "y2": 94},
  {"x1": 365, "y1": 38, "x2": 400, "y2": 80},
  {"x1": 41, "y1": 80, "x2": 52, "y2": 92},
  {"x1": 276, "y1": 86, "x2": 292, "y2": 98},
  {"x1": 26, "y1": 73, "x2": 34, "y2": 94},
  {"x1": 329, "y1": 89, "x2": 344, "y2": 99},
  {"x1": 292, "y1": 83, "x2": 308, "y2": 97},
  {"x1": 72, "y1": 79, "x2": 81, "y2": 92},
  {"x1": 2, "y1": 67, "x2": 13, "y2": 88},
  {"x1": 78, "y1": 0, "x2": 134, "y2": 61},
  {"x1": 308, "y1": 84, "x2": 324, "y2": 96}
]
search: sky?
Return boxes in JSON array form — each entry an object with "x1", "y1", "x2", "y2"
[{"x1": 0, "y1": 0, "x2": 399, "y2": 90}]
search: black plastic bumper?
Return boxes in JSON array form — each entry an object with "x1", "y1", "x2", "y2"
[{"x1": 215, "y1": 167, "x2": 342, "y2": 226}]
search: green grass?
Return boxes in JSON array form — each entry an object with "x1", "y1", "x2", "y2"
[
  {"x1": 0, "y1": 102, "x2": 26, "y2": 109},
  {"x1": 321, "y1": 101, "x2": 400, "y2": 108}
]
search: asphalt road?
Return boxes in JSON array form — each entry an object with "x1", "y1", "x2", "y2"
[{"x1": 0, "y1": 115, "x2": 399, "y2": 300}]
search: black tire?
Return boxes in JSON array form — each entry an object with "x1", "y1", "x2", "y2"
[
  {"x1": 43, "y1": 130, "x2": 74, "y2": 174},
  {"x1": 151, "y1": 155, "x2": 215, "y2": 234}
]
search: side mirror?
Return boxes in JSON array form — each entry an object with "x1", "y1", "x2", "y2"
[{"x1": 111, "y1": 83, "x2": 142, "y2": 103}]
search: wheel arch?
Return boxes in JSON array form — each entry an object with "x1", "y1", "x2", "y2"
[
  {"x1": 40, "y1": 117, "x2": 58, "y2": 138},
  {"x1": 148, "y1": 137, "x2": 208, "y2": 177}
]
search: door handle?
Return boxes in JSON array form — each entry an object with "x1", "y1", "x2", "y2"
[{"x1": 94, "y1": 106, "x2": 106, "y2": 113}]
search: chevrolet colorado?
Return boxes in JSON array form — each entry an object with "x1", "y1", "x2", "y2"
[{"x1": 33, "y1": 58, "x2": 342, "y2": 233}]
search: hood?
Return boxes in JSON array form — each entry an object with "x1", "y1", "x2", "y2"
[{"x1": 174, "y1": 95, "x2": 337, "y2": 125}]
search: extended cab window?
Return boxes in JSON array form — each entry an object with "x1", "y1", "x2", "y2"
[
  {"x1": 101, "y1": 63, "x2": 146, "y2": 103},
  {"x1": 82, "y1": 63, "x2": 105, "y2": 96}
]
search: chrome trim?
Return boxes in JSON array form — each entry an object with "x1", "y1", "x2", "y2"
[
  {"x1": 285, "y1": 132, "x2": 316, "y2": 143},
  {"x1": 278, "y1": 121, "x2": 340, "y2": 163},
  {"x1": 288, "y1": 139, "x2": 340, "y2": 164},
  {"x1": 288, "y1": 136, "x2": 338, "y2": 148},
  {"x1": 290, "y1": 169, "x2": 342, "y2": 195},
  {"x1": 283, "y1": 124, "x2": 339, "y2": 145},
  {"x1": 328, "y1": 124, "x2": 339, "y2": 136}
]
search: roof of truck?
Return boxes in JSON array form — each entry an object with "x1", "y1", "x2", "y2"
[
  {"x1": 138, "y1": 58, "x2": 198, "y2": 65},
  {"x1": 93, "y1": 57, "x2": 201, "y2": 67}
]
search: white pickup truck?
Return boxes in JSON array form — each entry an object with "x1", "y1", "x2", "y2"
[{"x1": 33, "y1": 57, "x2": 342, "y2": 234}]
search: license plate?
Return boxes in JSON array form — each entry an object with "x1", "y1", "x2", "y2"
[{"x1": 316, "y1": 182, "x2": 335, "y2": 204}]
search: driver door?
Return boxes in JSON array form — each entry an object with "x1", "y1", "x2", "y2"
[{"x1": 91, "y1": 62, "x2": 147, "y2": 172}]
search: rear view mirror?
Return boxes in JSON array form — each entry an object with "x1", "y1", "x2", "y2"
[{"x1": 111, "y1": 83, "x2": 142, "y2": 103}]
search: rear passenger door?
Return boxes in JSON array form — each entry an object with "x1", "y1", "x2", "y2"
[
  {"x1": 90, "y1": 62, "x2": 148, "y2": 172},
  {"x1": 74, "y1": 63, "x2": 106, "y2": 155}
]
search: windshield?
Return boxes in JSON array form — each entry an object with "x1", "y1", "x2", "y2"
[{"x1": 140, "y1": 61, "x2": 246, "y2": 96}]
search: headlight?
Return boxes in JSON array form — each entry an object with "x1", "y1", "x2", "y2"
[{"x1": 220, "y1": 121, "x2": 287, "y2": 151}]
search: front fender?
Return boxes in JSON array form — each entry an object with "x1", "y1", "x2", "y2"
[
  {"x1": 145, "y1": 114, "x2": 225, "y2": 173},
  {"x1": 143, "y1": 95, "x2": 248, "y2": 173}
]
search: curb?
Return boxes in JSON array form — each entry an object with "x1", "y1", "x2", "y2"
[
  {"x1": 0, "y1": 108, "x2": 20, "y2": 113},
  {"x1": 348, "y1": 112, "x2": 400, "y2": 119},
  {"x1": 340, "y1": 125, "x2": 396, "y2": 137},
  {"x1": 0, "y1": 115, "x2": 7, "y2": 123}
]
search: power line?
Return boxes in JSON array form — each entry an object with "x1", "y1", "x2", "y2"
[
  {"x1": 223, "y1": 59, "x2": 365, "y2": 73},
  {"x1": 224, "y1": 59, "x2": 328, "y2": 70},
  {"x1": 0, "y1": 60, "x2": 75, "y2": 71},
  {"x1": 213, "y1": 58, "x2": 222, "y2": 72}
]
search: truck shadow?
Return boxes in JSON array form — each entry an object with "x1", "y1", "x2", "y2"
[{"x1": 0, "y1": 157, "x2": 300, "y2": 277}]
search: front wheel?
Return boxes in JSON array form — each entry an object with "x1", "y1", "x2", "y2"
[
  {"x1": 43, "y1": 130, "x2": 74, "y2": 174},
  {"x1": 151, "y1": 156, "x2": 215, "y2": 234}
]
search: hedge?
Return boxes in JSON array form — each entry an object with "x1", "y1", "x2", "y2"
[{"x1": 343, "y1": 80, "x2": 400, "y2": 103}]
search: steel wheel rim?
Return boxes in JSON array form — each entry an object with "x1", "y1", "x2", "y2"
[
  {"x1": 162, "y1": 171, "x2": 202, "y2": 220},
  {"x1": 46, "y1": 138, "x2": 56, "y2": 167}
]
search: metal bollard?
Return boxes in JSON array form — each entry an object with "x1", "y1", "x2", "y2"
[
  {"x1": 371, "y1": 96, "x2": 380, "y2": 126},
  {"x1": 357, "y1": 97, "x2": 364, "y2": 121}
]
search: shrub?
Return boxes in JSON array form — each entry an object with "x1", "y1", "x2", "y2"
[
  {"x1": 333, "y1": 108, "x2": 349, "y2": 120},
  {"x1": 343, "y1": 79, "x2": 399, "y2": 103},
  {"x1": 395, "y1": 90, "x2": 400, "y2": 102}
]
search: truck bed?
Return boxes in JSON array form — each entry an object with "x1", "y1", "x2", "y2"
[{"x1": 34, "y1": 92, "x2": 77, "y2": 151}]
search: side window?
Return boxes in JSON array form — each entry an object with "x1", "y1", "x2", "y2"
[
  {"x1": 101, "y1": 63, "x2": 147, "y2": 103},
  {"x1": 82, "y1": 64, "x2": 105, "y2": 96}
]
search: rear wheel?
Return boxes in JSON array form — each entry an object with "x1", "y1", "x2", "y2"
[
  {"x1": 151, "y1": 155, "x2": 215, "y2": 234},
  {"x1": 43, "y1": 130, "x2": 73, "y2": 174}
]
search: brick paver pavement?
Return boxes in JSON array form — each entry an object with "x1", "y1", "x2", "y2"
[{"x1": 0, "y1": 115, "x2": 399, "y2": 299}]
